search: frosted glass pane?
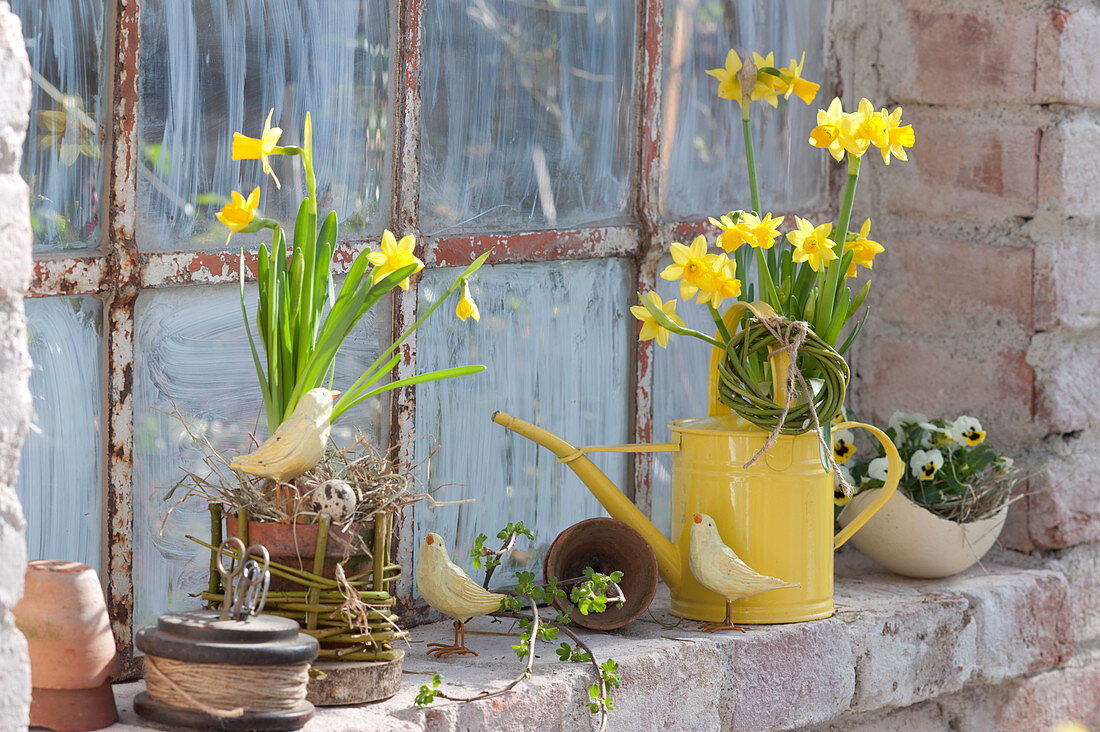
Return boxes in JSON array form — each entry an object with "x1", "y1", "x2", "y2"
[
  {"x1": 132, "y1": 283, "x2": 391, "y2": 638},
  {"x1": 414, "y1": 259, "x2": 631, "y2": 590},
  {"x1": 13, "y1": 0, "x2": 103, "y2": 252},
  {"x1": 137, "y1": 1, "x2": 391, "y2": 252},
  {"x1": 650, "y1": 258, "x2": 715, "y2": 537},
  {"x1": 421, "y1": 0, "x2": 637, "y2": 235},
  {"x1": 18, "y1": 297, "x2": 103, "y2": 571},
  {"x1": 661, "y1": 0, "x2": 828, "y2": 219}
]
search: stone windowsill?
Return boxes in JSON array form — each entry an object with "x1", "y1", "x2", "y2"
[{"x1": 106, "y1": 550, "x2": 1070, "y2": 731}]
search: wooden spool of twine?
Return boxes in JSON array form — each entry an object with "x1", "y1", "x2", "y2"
[
  {"x1": 144, "y1": 656, "x2": 310, "y2": 719},
  {"x1": 716, "y1": 315, "x2": 849, "y2": 435}
]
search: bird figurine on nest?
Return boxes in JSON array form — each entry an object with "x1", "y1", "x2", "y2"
[
  {"x1": 689, "y1": 512, "x2": 799, "y2": 632},
  {"x1": 230, "y1": 388, "x2": 339, "y2": 483},
  {"x1": 416, "y1": 533, "x2": 506, "y2": 657}
]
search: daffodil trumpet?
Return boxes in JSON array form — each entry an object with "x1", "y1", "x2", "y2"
[{"x1": 223, "y1": 110, "x2": 489, "y2": 435}]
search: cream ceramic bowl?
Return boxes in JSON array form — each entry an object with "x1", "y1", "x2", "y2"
[{"x1": 837, "y1": 488, "x2": 1008, "y2": 579}]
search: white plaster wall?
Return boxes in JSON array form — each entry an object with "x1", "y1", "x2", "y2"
[{"x1": 0, "y1": 2, "x2": 33, "y2": 728}]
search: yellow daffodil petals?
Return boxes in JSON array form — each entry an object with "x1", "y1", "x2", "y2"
[
  {"x1": 231, "y1": 108, "x2": 284, "y2": 188},
  {"x1": 215, "y1": 187, "x2": 261, "y2": 245},
  {"x1": 661, "y1": 235, "x2": 716, "y2": 300},
  {"x1": 369, "y1": 229, "x2": 424, "y2": 290},
  {"x1": 456, "y1": 281, "x2": 480, "y2": 322},
  {"x1": 843, "y1": 218, "x2": 885, "y2": 277},
  {"x1": 788, "y1": 217, "x2": 838, "y2": 273},
  {"x1": 877, "y1": 106, "x2": 915, "y2": 165},
  {"x1": 631, "y1": 291, "x2": 684, "y2": 348},
  {"x1": 810, "y1": 97, "x2": 846, "y2": 161},
  {"x1": 706, "y1": 49, "x2": 745, "y2": 106}
]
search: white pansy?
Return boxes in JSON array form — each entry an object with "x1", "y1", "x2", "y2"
[
  {"x1": 951, "y1": 415, "x2": 985, "y2": 446},
  {"x1": 910, "y1": 449, "x2": 944, "y2": 481},
  {"x1": 888, "y1": 411, "x2": 929, "y2": 436},
  {"x1": 919, "y1": 421, "x2": 957, "y2": 448},
  {"x1": 868, "y1": 456, "x2": 891, "y2": 482},
  {"x1": 835, "y1": 464, "x2": 854, "y2": 487},
  {"x1": 832, "y1": 429, "x2": 856, "y2": 463}
]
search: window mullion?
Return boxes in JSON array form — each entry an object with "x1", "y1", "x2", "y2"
[
  {"x1": 630, "y1": 0, "x2": 665, "y2": 516},
  {"x1": 101, "y1": 0, "x2": 142, "y2": 680},
  {"x1": 389, "y1": 0, "x2": 424, "y2": 609}
]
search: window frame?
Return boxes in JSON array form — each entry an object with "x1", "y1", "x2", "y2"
[{"x1": 25, "y1": 0, "x2": 835, "y2": 677}]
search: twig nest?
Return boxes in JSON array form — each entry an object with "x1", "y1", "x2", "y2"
[{"x1": 309, "y1": 480, "x2": 357, "y2": 522}]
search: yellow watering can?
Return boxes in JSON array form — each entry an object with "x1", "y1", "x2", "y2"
[{"x1": 493, "y1": 302, "x2": 902, "y2": 624}]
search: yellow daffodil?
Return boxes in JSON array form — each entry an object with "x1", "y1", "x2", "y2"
[
  {"x1": 744, "y1": 212, "x2": 785, "y2": 249},
  {"x1": 750, "y1": 52, "x2": 782, "y2": 107},
  {"x1": 778, "y1": 53, "x2": 819, "y2": 105},
  {"x1": 832, "y1": 428, "x2": 856, "y2": 464},
  {"x1": 215, "y1": 187, "x2": 260, "y2": 245},
  {"x1": 456, "y1": 280, "x2": 480, "y2": 322},
  {"x1": 910, "y1": 449, "x2": 944, "y2": 481},
  {"x1": 841, "y1": 98, "x2": 886, "y2": 158},
  {"x1": 368, "y1": 229, "x2": 424, "y2": 290},
  {"x1": 787, "y1": 217, "x2": 838, "y2": 272},
  {"x1": 660, "y1": 235, "x2": 718, "y2": 300},
  {"x1": 706, "y1": 50, "x2": 746, "y2": 109},
  {"x1": 844, "y1": 219, "x2": 885, "y2": 276},
  {"x1": 630, "y1": 291, "x2": 684, "y2": 348},
  {"x1": 232, "y1": 108, "x2": 284, "y2": 188},
  {"x1": 877, "y1": 106, "x2": 915, "y2": 165},
  {"x1": 695, "y1": 254, "x2": 742, "y2": 309},
  {"x1": 809, "y1": 97, "x2": 846, "y2": 162},
  {"x1": 709, "y1": 213, "x2": 751, "y2": 253}
]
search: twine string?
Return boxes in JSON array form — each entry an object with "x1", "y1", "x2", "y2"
[
  {"x1": 742, "y1": 316, "x2": 855, "y2": 497},
  {"x1": 144, "y1": 655, "x2": 310, "y2": 718}
]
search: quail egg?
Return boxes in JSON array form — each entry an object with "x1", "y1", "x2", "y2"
[{"x1": 309, "y1": 479, "x2": 357, "y2": 522}]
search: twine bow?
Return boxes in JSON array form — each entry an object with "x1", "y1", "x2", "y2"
[{"x1": 742, "y1": 316, "x2": 855, "y2": 497}]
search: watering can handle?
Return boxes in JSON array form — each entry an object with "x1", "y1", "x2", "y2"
[
  {"x1": 706, "y1": 301, "x2": 789, "y2": 417},
  {"x1": 831, "y1": 420, "x2": 903, "y2": 550}
]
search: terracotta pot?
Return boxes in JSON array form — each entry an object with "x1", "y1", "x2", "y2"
[
  {"x1": 14, "y1": 560, "x2": 119, "y2": 731},
  {"x1": 226, "y1": 515, "x2": 374, "y2": 592},
  {"x1": 838, "y1": 488, "x2": 1009, "y2": 579},
  {"x1": 543, "y1": 518, "x2": 658, "y2": 630}
]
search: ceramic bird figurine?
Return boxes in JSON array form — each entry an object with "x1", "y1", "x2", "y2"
[
  {"x1": 689, "y1": 512, "x2": 799, "y2": 632},
  {"x1": 230, "y1": 388, "x2": 339, "y2": 483},
  {"x1": 416, "y1": 532, "x2": 506, "y2": 657}
]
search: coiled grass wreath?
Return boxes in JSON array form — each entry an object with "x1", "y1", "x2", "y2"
[{"x1": 716, "y1": 314, "x2": 849, "y2": 434}]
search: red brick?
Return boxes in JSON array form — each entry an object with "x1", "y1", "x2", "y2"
[
  {"x1": 1034, "y1": 241, "x2": 1100, "y2": 331},
  {"x1": 888, "y1": 4, "x2": 1038, "y2": 105},
  {"x1": 877, "y1": 238, "x2": 1033, "y2": 332},
  {"x1": 854, "y1": 338, "x2": 1034, "y2": 443},
  {"x1": 1025, "y1": 442, "x2": 1100, "y2": 549},
  {"x1": 1037, "y1": 3, "x2": 1100, "y2": 107},
  {"x1": 876, "y1": 115, "x2": 1040, "y2": 219},
  {"x1": 1054, "y1": 541, "x2": 1100, "y2": 644},
  {"x1": 944, "y1": 663, "x2": 1100, "y2": 730},
  {"x1": 1038, "y1": 118, "x2": 1100, "y2": 217}
]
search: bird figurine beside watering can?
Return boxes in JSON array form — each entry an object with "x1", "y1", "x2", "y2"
[{"x1": 493, "y1": 302, "x2": 902, "y2": 625}]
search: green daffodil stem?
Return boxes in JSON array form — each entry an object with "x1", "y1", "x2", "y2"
[
  {"x1": 708, "y1": 304, "x2": 732, "y2": 344},
  {"x1": 644, "y1": 300, "x2": 725, "y2": 349},
  {"x1": 741, "y1": 107, "x2": 762, "y2": 217},
  {"x1": 817, "y1": 155, "x2": 861, "y2": 339}
]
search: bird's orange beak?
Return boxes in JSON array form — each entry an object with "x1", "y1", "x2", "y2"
[
  {"x1": 693, "y1": 513, "x2": 702, "y2": 524},
  {"x1": 330, "y1": 391, "x2": 341, "y2": 400},
  {"x1": 425, "y1": 534, "x2": 434, "y2": 545}
]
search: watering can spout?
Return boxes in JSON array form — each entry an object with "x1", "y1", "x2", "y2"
[{"x1": 491, "y1": 411, "x2": 682, "y2": 590}]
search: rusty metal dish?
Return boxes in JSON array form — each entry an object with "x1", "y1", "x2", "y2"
[{"x1": 543, "y1": 517, "x2": 658, "y2": 630}]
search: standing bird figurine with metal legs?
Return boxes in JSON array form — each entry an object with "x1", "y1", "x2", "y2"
[
  {"x1": 416, "y1": 533, "x2": 506, "y2": 657},
  {"x1": 230, "y1": 388, "x2": 339, "y2": 483},
  {"x1": 689, "y1": 513, "x2": 799, "y2": 632}
]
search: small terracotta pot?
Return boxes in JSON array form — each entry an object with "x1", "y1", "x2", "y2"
[
  {"x1": 226, "y1": 516, "x2": 375, "y2": 592},
  {"x1": 14, "y1": 560, "x2": 119, "y2": 731},
  {"x1": 543, "y1": 518, "x2": 658, "y2": 630},
  {"x1": 838, "y1": 488, "x2": 1009, "y2": 579}
]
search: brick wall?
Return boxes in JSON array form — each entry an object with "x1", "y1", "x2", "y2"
[
  {"x1": 838, "y1": 0, "x2": 1100, "y2": 727},
  {"x1": 0, "y1": 2, "x2": 32, "y2": 728}
]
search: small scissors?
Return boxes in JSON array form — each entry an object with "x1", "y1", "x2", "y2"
[{"x1": 216, "y1": 538, "x2": 271, "y2": 621}]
